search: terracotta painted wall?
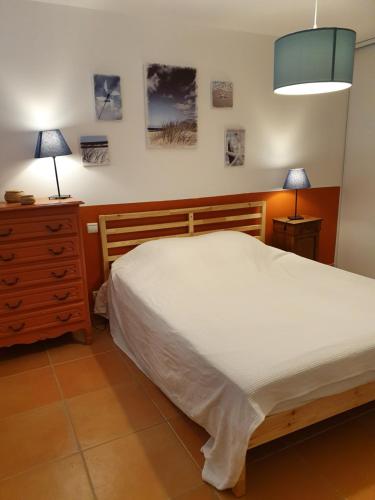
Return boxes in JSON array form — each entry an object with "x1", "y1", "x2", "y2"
[{"x1": 80, "y1": 186, "x2": 340, "y2": 304}]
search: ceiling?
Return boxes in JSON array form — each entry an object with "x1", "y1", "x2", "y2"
[{"x1": 31, "y1": 0, "x2": 375, "y2": 42}]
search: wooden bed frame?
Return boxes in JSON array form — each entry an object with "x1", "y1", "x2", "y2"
[
  {"x1": 99, "y1": 200, "x2": 375, "y2": 498},
  {"x1": 99, "y1": 201, "x2": 266, "y2": 279}
]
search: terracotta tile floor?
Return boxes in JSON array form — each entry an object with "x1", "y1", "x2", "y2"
[{"x1": 1, "y1": 326, "x2": 375, "y2": 500}]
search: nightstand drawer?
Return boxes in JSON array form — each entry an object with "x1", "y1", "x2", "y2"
[
  {"x1": 0, "y1": 214, "x2": 78, "y2": 243},
  {"x1": 0, "y1": 282, "x2": 84, "y2": 316},
  {"x1": 0, "y1": 303, "x2": 86, "y2": 338},
  {"x1": 0, "y1": 237, "x2": 80, "y2": 268},
  {"x1": 0, "y1": 260, "x2": 82, "y2": 293},
  {"x1": 291, "y1": 220, "x2": 321, "y2": 235}
]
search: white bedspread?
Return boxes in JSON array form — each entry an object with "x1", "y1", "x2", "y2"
[{"x1": 108, "y1": 231, "x2": 375, "y2": 490}]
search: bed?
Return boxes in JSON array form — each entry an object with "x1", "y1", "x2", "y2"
[{"x1": 99, "y1": 201, "x2": 375, "y2": 497}]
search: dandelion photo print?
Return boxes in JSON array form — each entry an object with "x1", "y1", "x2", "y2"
[
  {"x1": 145, "y1": 64, "x2": 197, "y2": 148},
  {"x1": 94, "y1": 74, "x2": 122, "y2": 121},
  {"x1": 225, "y1": 129, "x2": 245, "y2": 167}
]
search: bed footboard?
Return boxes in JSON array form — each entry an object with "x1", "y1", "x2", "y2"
[{"x1": 232, "y1": 380, "x2": 375, "y2": 497}]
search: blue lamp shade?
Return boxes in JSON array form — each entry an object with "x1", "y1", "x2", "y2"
[
  {"x1": 34, "y1": 129, "x2": 72, "y2": 158},
  {"x1": 283, "y1": 168, "x2": 311, "y2": 220},
  {"x1": 274, "y1": 27, "x2": 356, "y2": 95},
  {"x1": 34, "y1": 129, "x2": 72, "y2": 200},
  {"x1": 283, "y1": 168, "x2": 311, "y2": 190}
]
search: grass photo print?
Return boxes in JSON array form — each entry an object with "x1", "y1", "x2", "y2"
[
  {"x1": 145, "y1": 64, "x2": 197, "y2": 148},
  {"x1": 80, "y1": 136, "x2": 110, "y2": 166}
]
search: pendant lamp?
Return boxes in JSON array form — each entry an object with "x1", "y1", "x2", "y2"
[{"x1": 274, "y1": 0, "x2": 356, "y2": 95}]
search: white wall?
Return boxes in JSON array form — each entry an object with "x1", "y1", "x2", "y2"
[
  {"x1": 336, "y1": 44, "x2": 375, "y2": 278},
  {"x1": 0, "y1": 0, "x2": 349, "y2": 205}
]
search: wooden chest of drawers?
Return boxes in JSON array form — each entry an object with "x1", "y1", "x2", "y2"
[
  {"x1": 0, "y1": 199, "x2": 91, "y2": 347},
  {"x1": 272, "y1": 216, "x2": 323, "y2": 261}
]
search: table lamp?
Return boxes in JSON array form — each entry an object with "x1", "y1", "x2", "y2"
[
  {"x1": 283, "y1": 168, "x2": 311, "y2": 220},
  {"x1": 34, "y1": 129, "x2": 72, "y2": 199}
]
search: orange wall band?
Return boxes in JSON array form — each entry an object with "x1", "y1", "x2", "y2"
[{"x1": 79, "y1": 187, "x2": 340, "y2": 304}]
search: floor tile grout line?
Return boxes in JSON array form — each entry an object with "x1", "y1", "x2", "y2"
[
  {"x1": 46, "y1": 348, "x2": 98, "y2": 500},
  {"x1": 49, "y1": 346, "x2": 115, "y2": 367},
  {"x1": 164, "y1": 419, "x2": 223, "y2": 499},
  {"x1": 0, "y1": 450, "x2": 80, "y2": 484},
  {"x1": 122, "y1": 364, "x2": 172, "y2": 423},
  {"x1": 0, "y1": 335, "x2": 114, "y2": 379},
  {"x1": 0, "y1": 363, "x2": 163, "y2": 428},
  {"x1": 63, "y1": 377, "x2": 146, "y2": 402},
  {"x1": 78, "y1": 420, "x2": 168, "y2": 455},
  {"x1": 0, "y1": 362, "x2": 52, "y2": 381},
  {"x1": 165, "y1": 418, "x2": 204, "y2": 473}
]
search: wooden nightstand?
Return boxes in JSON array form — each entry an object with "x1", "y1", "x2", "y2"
[{"x1": 272, "y1": 216, "x2": 323, "y2": 261}]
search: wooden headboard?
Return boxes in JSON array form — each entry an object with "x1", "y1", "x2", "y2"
[{"x1": 99, "y1": 200, "x2": 266, "y2": 279}]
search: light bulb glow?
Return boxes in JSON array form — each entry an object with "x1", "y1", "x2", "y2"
[{"x1": 274, "y1": 81, "x2": 352, "y2": 95}]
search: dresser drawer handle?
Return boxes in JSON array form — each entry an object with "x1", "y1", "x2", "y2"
[
  {"x1": 0, "y1": 228, "x2": 12, "y2": 237},
  {"x1": 46, "y1": 223, "x2": 63, "y2": 233},
  {"x1": 0, "y1": 253, "x2": 15, "y2": 262},
  {"x1": 54, "y1": 292, "x2": 70, "y2": 301},
  {"x1": 51, "y1": 270, "x2": 68, "y2": 279},
  {"x1": 57, "y1": 313, "x2": 72, "y2": 322},
  {"x1": 1, "y1": 277, "x2": 19, "y2": 286},
  {"x1": 48, "y1": 246, "x2": 65, "y2": 256},
  {"x1": 5, "y1": 299, "x2": 23, "y2": 310},
  {"x1": 9, "y1": 322, "x2": 25, "y2": 333}
]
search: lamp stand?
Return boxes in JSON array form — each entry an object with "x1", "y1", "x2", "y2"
[
  {"x1": 288, "y1": 189, "x2": 304, "y2": 220},
  {"x1": 49, "y1": 156, "x2": 71, "y2": 200}
]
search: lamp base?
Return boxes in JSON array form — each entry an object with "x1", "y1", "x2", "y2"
[
  {"x1": 287, "y1": 214, "x2": 304, "y2": 220},
  {"x1": 48, "y1": 194, "x2": 72, "y2": 200}
]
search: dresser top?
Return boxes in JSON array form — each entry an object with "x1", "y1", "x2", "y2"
[
  {"x1": 0, "y1": 198, "x2": 84, "y2": 212},
  {"x1": 273, "y1": 216, "x2": 323, "y2": 224}
]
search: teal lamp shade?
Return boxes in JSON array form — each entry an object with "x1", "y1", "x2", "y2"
[{"x1": 274, "y1": 28, "x2": 356, "y2": 95}]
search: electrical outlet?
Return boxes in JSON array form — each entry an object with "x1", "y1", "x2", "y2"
[{"x1": 87, "y1": 222, "x2": 98, "y2": 234}]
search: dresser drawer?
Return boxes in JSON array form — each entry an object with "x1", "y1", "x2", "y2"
[
  {"x1": 0, "y1": 237, "x2": 79, "y2": 268},
  {"x1": 0, "y1": 260, "x2": 81, "y2": 293},
  {"x1": 0, "y1": 303, "x2": 86, "y2": 338},
  {"x1": 0, "y1": 282, "x2": 84, "y2": 316},
  {"x1": 0, "y1": 214, "x2": 78, "y2": 243}
]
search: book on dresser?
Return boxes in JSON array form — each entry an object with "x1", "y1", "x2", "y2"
[{"x1": 0, "y1": 198, "x2": 92, "y2": 347}]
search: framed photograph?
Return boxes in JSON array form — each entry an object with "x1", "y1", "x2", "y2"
[
  {"x1": 225, "y1": 129, "x2": 245, "y2": 167},
  {"x1": 93, "y1": 74, "x2": 122, "y2": 120},
  {"x1": 212, "y1": 81, "x2": 233, "y2": 108},
  {"x1": 145, "y1": 63, "x2": 197, "y2": 148},
  {"x1": 80, "y1": 136, "x2": 110, "y2": 166}
]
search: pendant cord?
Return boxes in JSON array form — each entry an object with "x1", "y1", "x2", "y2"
[{"x1": 313, "y1": 0, "x2": 318, "y2": 28}]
